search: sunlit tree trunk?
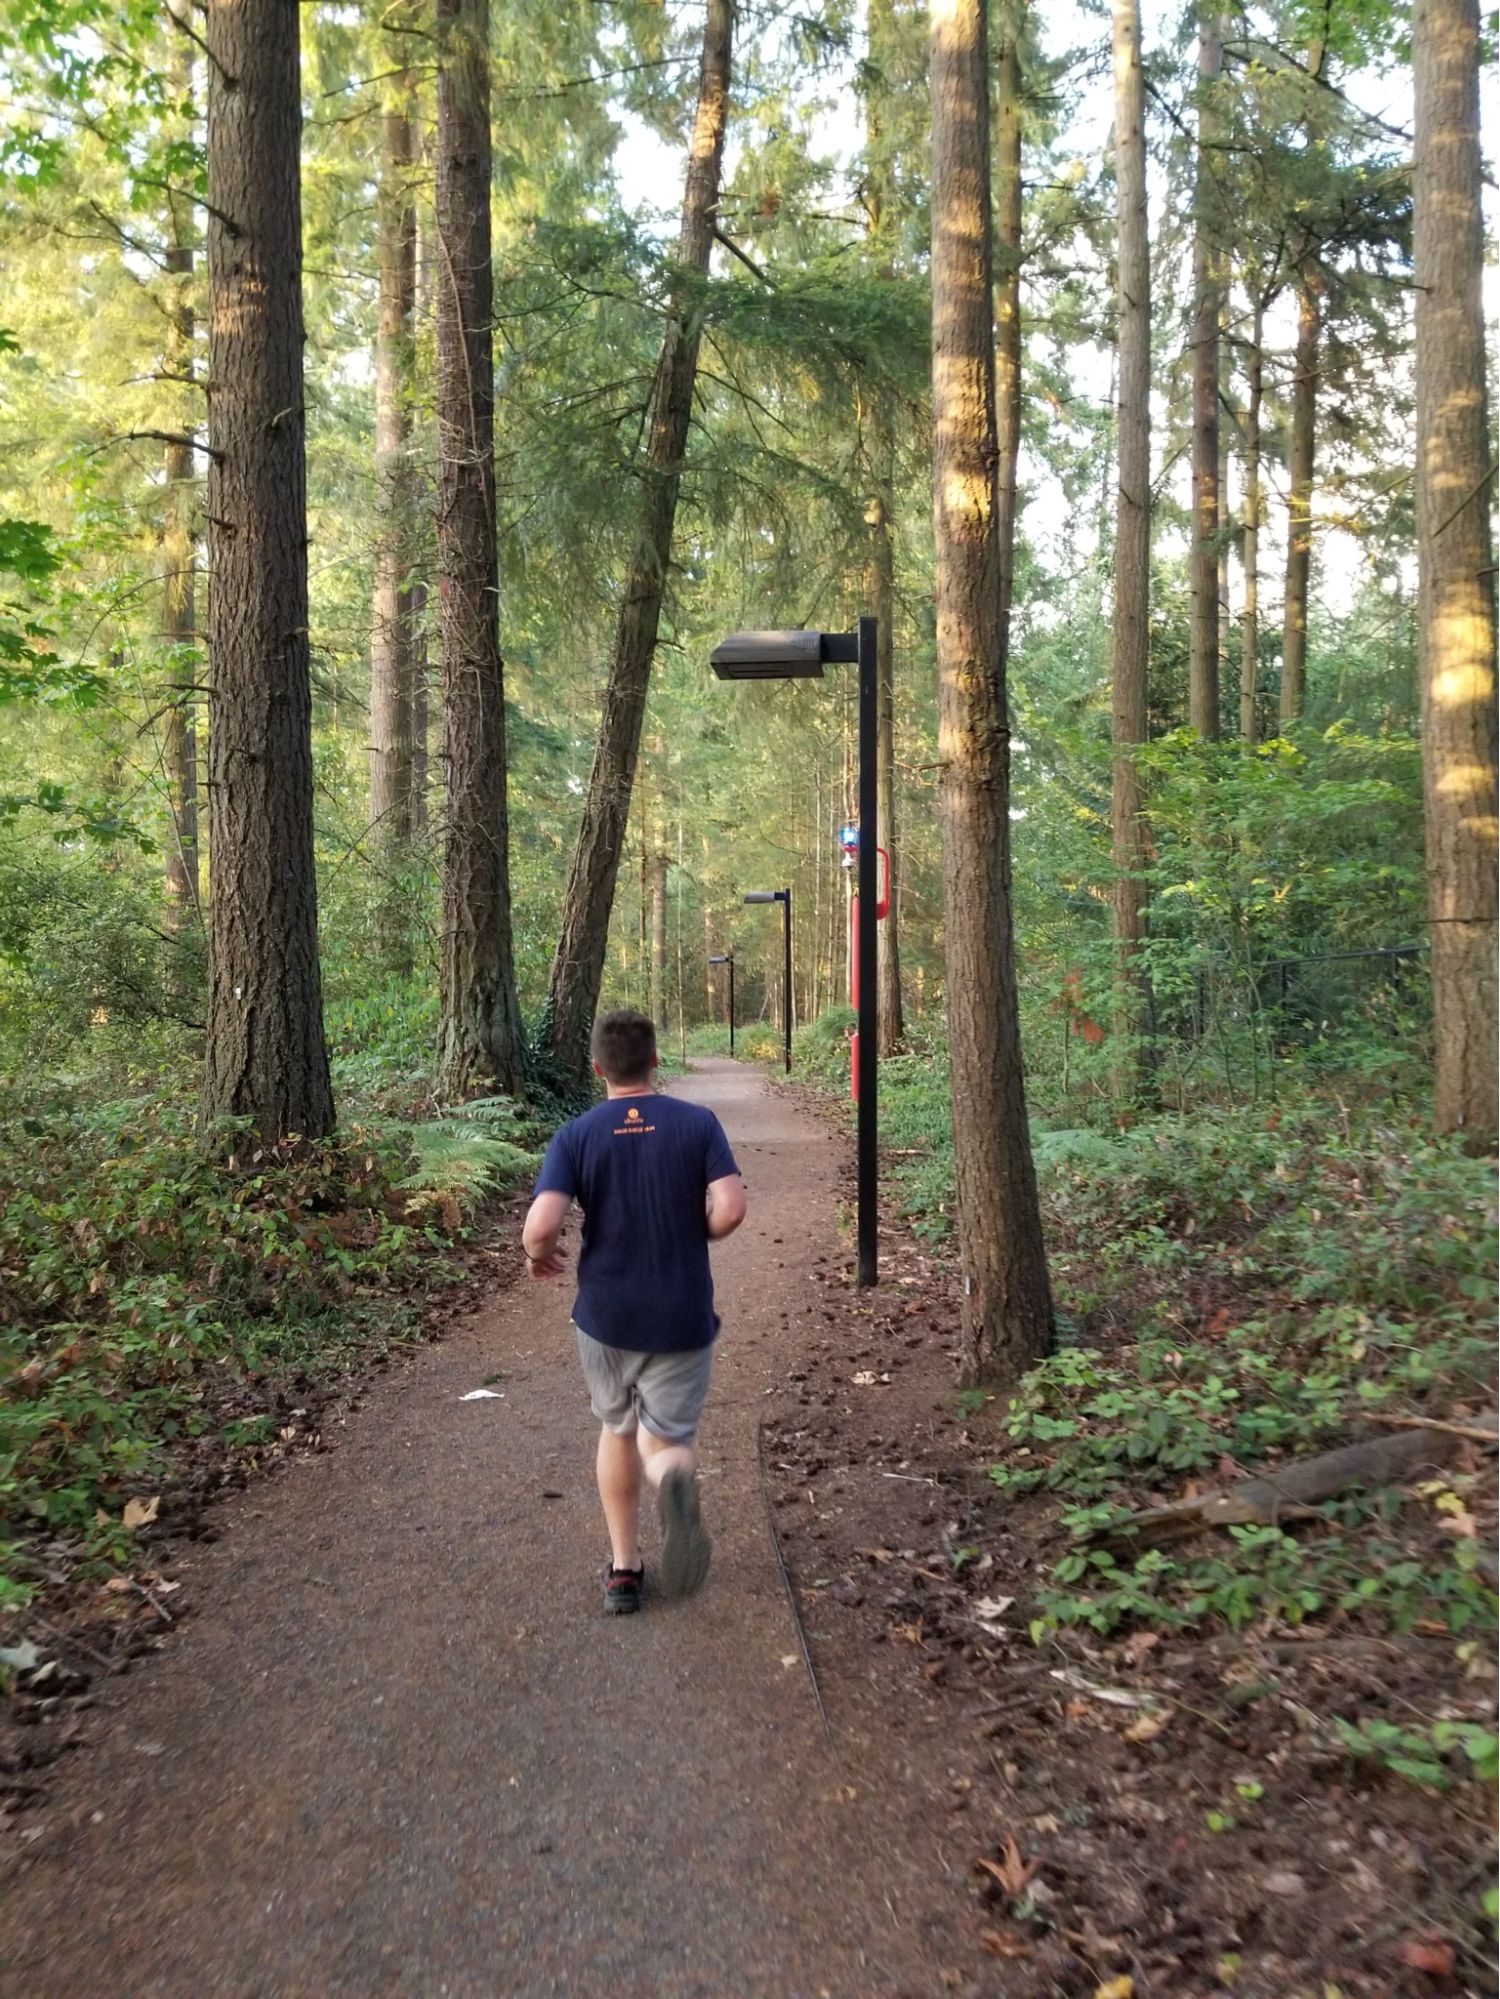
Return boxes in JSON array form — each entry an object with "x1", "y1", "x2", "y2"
[
  {"x1": 1110, "y1": 0, "x2": 1153, "y2": 1097},
  {"x1": 162, "y1": 36, "x2": 198, "y2": 931},
  {"x1": 1280, "y1": 272, "x2": 1320, "y2": 725},
  {"x1": 1188, "y1": 5, "x2": 1222, "y2": 737},
  {"x1": 435, "y1": 0, "x2": 526, "y2": 1098},
  {"x1": 1239, "y1": 293, "x2": 1264, "y2": 742},
  {"x1": 930, "y1": 0, "x2": 1052, "y2": 1382},
  {"x1": 540, "y1": 0, "x2": 734, "y2": 1085},
  {"x1": 369, "y1": 77, "x2": 418, "y2": 861},
  {"x1": 201, "y1": 0, "x2": 333, "y2": 1143},
  {"x1": 863, "y1": 0, "x2": 905, "y2": 1054},
  {"x1": 649, "y1": 849, "x2": 667, "y2": 1025},
  {"x1": 1413, "y1": 0, "x2": 1498, "y2": 1145},
  {"x1": 994, "y1": 0, "x2": 1023, "y2": 644}
]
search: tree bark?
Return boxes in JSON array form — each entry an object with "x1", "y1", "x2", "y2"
[
  {"x1": 369, "y1": 79, "x2": 418, "y2": 856},
  {"x1": 994, "y1": 0, "x2": 1023, "y2": 632},
  {"x1": 1413, "y1": 0, "x2": 1498, "y2": 1146},
  {"x1": 1280, "y1": 273, "x2": 1319, "y2": 725},
  {"x1": 863, "y1": 0, "x2": 905, "y2": 1056},
  {"x1": 1110, "y1": 0, "x2": 1153, "y2": 1096},
  {"x1": 1239, "y1": 293, "x2": 1264, "y2": 742},
  {"x1": 201, "y1": 0, "x2": 334, "y2": 1144},
  {"x1": 539, "y1": 0, "x2": 734, "y2": 1085},
  {"x1": 930, "y1": 0, "x2": 1053, "y2": 1382},
  {"x1": 435, "y1": 0, "x2": 526, "y2": 1099},
  {"x1": 649, "y1": 848, "x2": 667, "y2": 1025},
  {"x1": 162, "y1": 39, "x2": 198, "y2": 931},
  {"x1": 1188, "y1": 5, "x2": 1222, "y2": 737}
]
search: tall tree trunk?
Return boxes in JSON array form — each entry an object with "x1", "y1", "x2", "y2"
[
  {"x1": 649, "y1": 849, "x2": 667, "y2": 1024},
  {"x1": 1110, "y1": 0, "x2": 1153, "y2": 1095},
  {"x1": 930, "y1": 0, "x2": 1053, "y2": 1382},
  {"x1": 369, "y1": 79, "x2": 418, "y2": 857},
  {"x1": 435, "y1": 0, "x2": 526, "y2": 1099},
  {"x1": 863, "y1": 0, "x2": 905, "y2": 1055},
  {"x1": 410, "y1": 578, "x2": 429, "y2": 834},
  {"x1": 1413, "y1": 0, "x2": 1498, "y2": 1145},
  {"x1": 869, "y1": 491, "x2": 904, "y2": 1054},
  {"x1": 540, "y1": 0, "x2": 734, "y2": 1084},
  {"x1": 201, "y1": 0, "x2": 334, "y2": 1144},
  {"x1": 1239, "y1": 293, "x2": 1264, "y2": 742},
  {"x1": 1280, "y1": 271, "x2": 1319, "y2": 725},
  {"x1": 162, "y1": 40, "x2": 198, "y2": 930},
  {"x1": 1188, "y1": 5, "x2": 1222, "y2": 737},
  {"x1": 994, "y1": 0, "x2": 1023, "y2": 648}
]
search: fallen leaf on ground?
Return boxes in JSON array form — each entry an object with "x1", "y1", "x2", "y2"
[
  {"x1": 1051, "y1": 1668, "x2": 1160, "y2": 1709},
  {"x1": 978, "y1": 1928, "x2": 1031, "y2": 1958},
  {"x1": 856, "y1": 1546, "x2": 896, "y2": 1564},
  {"x1": 1120, "y1": 1630, "x2": 1160, "y2": 1667},
  {"x1": 780, "y1": 1654, "x2": 798, "y2": 1669},
  {"x1": 0, "y1": 1641, "x2": 42, "y2": 1674},
  {"x1": 974, "y1": 1834, "x2": 1039, "y2": 1900},
  {"x1": 1396, "y1": 1940, "x2": 1456, "y2": 1977},
  {"x1": 122, "y1": 1495, "x2": 160, "y2": 1530},
  {"x1": 1123, "y1": 1711, "x2": 1168, "y2": 1744},
  {"x1": 1093, "y1": 1979, "x2": 1134, "y2": 1999},
  {"x1": 971, "y1": 1595, "x2": 1015, "y2": 1630}
]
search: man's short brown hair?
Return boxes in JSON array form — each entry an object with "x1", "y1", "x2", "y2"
[{"x1": 592, "y1": 1008, "x2": 658, "y2": 1084}]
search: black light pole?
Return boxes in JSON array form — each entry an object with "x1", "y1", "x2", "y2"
[
  {"x1": 742, "y1": 890, "x2": 791, "y2": 1073},
  {"x1": 707, "y1": 951, "x2": 735, "y2": 1056},
  {"x1": 711, "y1": 626, "x2": 879, "y2": 1288}
]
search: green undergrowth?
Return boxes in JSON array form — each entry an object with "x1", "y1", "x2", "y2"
[
  {"x1": 996, "y1": 1105, "x2": 1497, "y2": 1646},
  {"x1": 0, "y1": 1091, "x2": 539, "y2": 1608},
  {"x1": 773, "y1": 1015, "x2": 1496, "y2": 1656}
]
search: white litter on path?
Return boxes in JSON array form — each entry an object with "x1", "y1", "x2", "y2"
[{"x1": 459, "y1": 1389, "x2": 505, "y2": 1402}]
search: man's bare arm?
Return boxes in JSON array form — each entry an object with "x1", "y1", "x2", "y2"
[
  {"x1": 522, "y1": 1190, "x2": 572, "y2": 1279},
  {"x1": 705, "y1": 1172, "x2": 747, "y2": 1241}
]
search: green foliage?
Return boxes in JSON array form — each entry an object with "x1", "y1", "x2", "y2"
[
  {"x1": 1332, "y1": 1715, "x2": 1499, "y2": 1792},
  {"x1": 397, "y1": 1099, "x2": 539, "y2": 1218},
  {"x1": 0, "y1": 1096, "x2": 477, "y2": 1600},
  {"x1": 988, "y1": 1104, "x2": 1496, "y2": 1640}
]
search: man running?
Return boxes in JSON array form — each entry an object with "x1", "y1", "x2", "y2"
[{"x1": 522, "y1": 1010, "x2": 747, "y2": 1614}]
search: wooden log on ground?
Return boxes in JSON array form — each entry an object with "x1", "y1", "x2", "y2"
[{"x1": 1091, "y1": 1418, "x2": 1496, "y2": 1558}]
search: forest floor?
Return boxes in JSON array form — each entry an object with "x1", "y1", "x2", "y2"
[{"x1": 1, "y1": 1059, "x2": 1493, "y2": 1998}]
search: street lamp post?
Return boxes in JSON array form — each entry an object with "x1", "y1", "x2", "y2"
[
  {"x1": 711, "y1": 621, "x2": 879, "y2": 1289},
  {"x1": 707, "y1": 951, "x2": 735, "y2": 1057},
  {"x1": 742, "y1": 891, "x2": 791, "y2": 1074}
]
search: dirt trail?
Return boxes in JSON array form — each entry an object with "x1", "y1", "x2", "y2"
[{"x1": 2, "y1": 1060, "x2": 955, "y2": 1999}]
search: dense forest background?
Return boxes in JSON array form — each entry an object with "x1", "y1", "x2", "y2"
[
  {"x1": 2, "y1": 0, "x2": 1480, "y2": 1098},
  {"x1": 0, "y1": 0, "x2": 1494, "y2": 1662}
]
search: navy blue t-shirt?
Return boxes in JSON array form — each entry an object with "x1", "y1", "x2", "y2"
[{"x1": 533, "y1": 1092, "x2": 739, "y2": 1353}]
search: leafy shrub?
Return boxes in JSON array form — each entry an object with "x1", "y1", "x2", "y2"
[
  {"x1": 989, "y1": 1104, "x2": 1497, "y2": 1639},
  {"x1": 0, "y1": 1094, "x2": 501, "y2": 1601}
]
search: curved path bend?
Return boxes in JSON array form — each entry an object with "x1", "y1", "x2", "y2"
[{"x1": 1, "y1": 1060, "x2": 952, "y2": 1999}]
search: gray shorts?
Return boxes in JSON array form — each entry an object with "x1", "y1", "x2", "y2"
[{"x1": 573, "y1": 1326, "x2": 715, "y2": 1445}]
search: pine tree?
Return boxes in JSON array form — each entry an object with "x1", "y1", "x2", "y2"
[
  {"x1": 540, "y1": 0, "x2": 735, "y2": 1085},
  {"x1": 435, "y1": 0, "x2": 527, "y2": 1099},
  {"x1": 1412, "y1": 0, "x2": 1497, "y2": 1144},
  {"x1": 930, "y1": 0, "x2": 1052, "y2": 1380},
  {"x1": 1188, "y1": 5, "x2": 1223, "y2": 738},
  {"x1": 200, "y1": 0, "x2": 334, "y2": 1143},
  {"x1": 1110, "y1": 0, "x2": 1153, "y2": 1094}
]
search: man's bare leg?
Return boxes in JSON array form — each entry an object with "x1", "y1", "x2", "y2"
[
  {"x1": 636, "y1": 1426, "x2": 695, "y2": 1490},
  {"x1": 638, "y1": 1427, "x2": 710, "y2": 1597},
  {"x1": 596, "y1": 1424, "x2": 643, "y2": 1572}
]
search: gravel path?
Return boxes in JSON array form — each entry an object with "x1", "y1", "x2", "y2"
[{"x1": 2, "y1": 1061, "x2": 952, "y2": 1999}]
